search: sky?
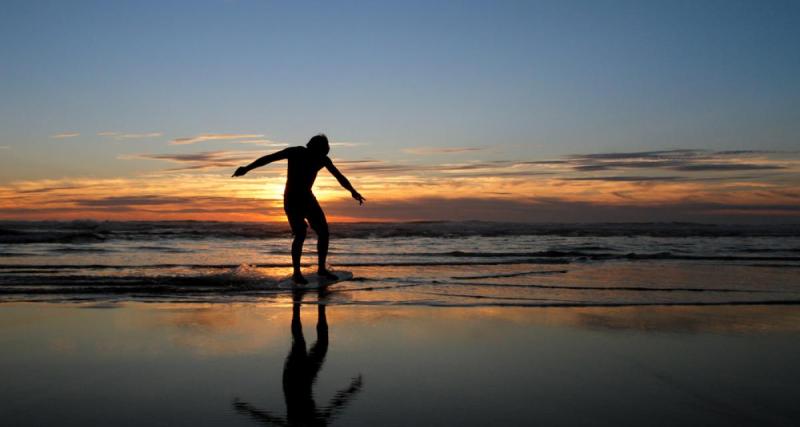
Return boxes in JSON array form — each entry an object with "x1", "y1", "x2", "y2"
[{"x1": 1, "y1": 0, "x2": 799, "y2": 222}]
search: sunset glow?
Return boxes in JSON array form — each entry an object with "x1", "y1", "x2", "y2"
[
  {"x1": 1, "y1": 2, "x2": 798, "y2": 223},
  {"x1": 2, "y1": 147, "x2": 798, "y2": 222}
]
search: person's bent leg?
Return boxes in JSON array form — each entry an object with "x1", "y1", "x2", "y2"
[
  {"x1": 285, "y1": 198, "x2": 309, "y2": 285},
  {"x1": 316, "y1": 227, "x2": 329, "y2": 271},
  {"x1": 307, "y1": 198, "x2": 336, "y2": 280},
  {"x1": 291, "y1": 227, "x2": 307, "y2": 282}
]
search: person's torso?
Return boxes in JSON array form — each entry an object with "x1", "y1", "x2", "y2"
[{"x1": 284, "y1": 147, "x2": 328, "y2": 195}]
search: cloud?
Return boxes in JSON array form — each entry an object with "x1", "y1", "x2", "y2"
[
  {"x1": 127, "y1": 151, "x2": 235, "y2": 162},
  {"x1": 562, "y1": 176, "x2": 684, "y2": 182},
  {"x1": 11, "y1": 144, "x2": 794, "y2": 222},
  {"x1": 521, "y1": 160, "x2": 569, "y2": 165},
  {"x1": 673, "y1": 163, "x2": 786, "y2": 171},
  {"x1": 123, "y1": 151, "x2": 554, "y2": 177},
  {"x1": 571, "y1": 160, "x2": 688, "y2": 171},
  {"x1": 98, "y1": 132, "x2": 163, "y2": 140},
  {"x1": 3, "y1": 160, "x2": 799, "y2": 223},
  {"x1": 766, "y1": 190, "x2": 800, "y2": 199},
  {"x1": 16, "y1": 185, "x2": 85, "y2": 194},
  {"x1": 71, "y1": 194, "x2": 268, "y2": 209},
  {"x1": 75, "y1": 195, "x2": 191, "y2": 207},
  {"x1": 0, "y1": 175, "x2": 287, "y2": 221},
  {"x1": 714, "y1": 150, "x2": 778, "y2": 156},
  {"x1": 572, "y1": 149, "x2": 704, "y2": 161},
  {"x1": 119, "y1": 153, "x2": 187, "y2": 163},
  {"x1": 50, "y1": 132, "x2": 80, "y2": 138},
  {"x1": 230, "y1": 139, "x2": 288, "y2": 147},
  {"x1": 562, "y1": 149, "x2": 794, "y2": 174},
  {"x1": 123, "y1": 145, "x2": 797, "y2": 184},
  {"x1": 323, "y1": 196, "x2": 800, "y2": 223},
  {"x1": 228, "y1": 140, "x2": 362, "y2": 148},
  {"x1": 330, "y1": 142, "x2": 366, "y2": 147},
  {"x1": 121, "y1": 150, "x2": 268, "y2": 172},
  {"x1": 333, "y1": 159, "x2": 422, "y2": 174},
  {"x1": 567, "y1": 150, "x2": 707, "y2": 172},
  {"x1": 0, "y1": 146, "x2": 9, "y2": 150},
  {"x1": 403, "y1": 146, "x2": 485, "y2": 155},
  {"x1": 171, "y1": 133, "x2": 265, "y2": 145},
  {"x1": 329, "y1": 159, "x2": 554, "y2": 178}
]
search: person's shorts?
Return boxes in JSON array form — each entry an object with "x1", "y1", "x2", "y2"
[{"x1": 283, "y1": 192, "x2": 327, "y2": 235}]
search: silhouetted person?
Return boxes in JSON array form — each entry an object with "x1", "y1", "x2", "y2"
[
  {"x1": 233, "y1": 134, "x2": 365, "y2": 284},
  {"x1": 233, "y1": 290, "x2": 364, "y2": 426}
]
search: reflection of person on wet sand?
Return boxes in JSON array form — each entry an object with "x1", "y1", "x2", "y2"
[{"x1": 233, "y1": 290, "x2": 363, "y2": 426}]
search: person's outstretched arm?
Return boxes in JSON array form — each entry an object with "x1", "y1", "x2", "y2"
[
  {"x1": 232, "y1": 148, "x2": 291, "y2": 177},
  {"x1": 321, "y1": 375, "x2": 364, "y2": 422},
  {"x1": 231, "y1": 398, "x2": 287, "y2": 427},
  {"x1": 325, "y1": 160, "x2": 365, "y2": 204}
]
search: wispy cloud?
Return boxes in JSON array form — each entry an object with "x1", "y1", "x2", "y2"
[
  {"x1": 331, "y1": 142, "x2": 366, "y2": 148},
  {"x1": 562, "y1": 176, "x2": 684, "y2": 182},
  {"x1": 124, "y1": 152, "x2": 545, "y2": 177},
  {"x1": 403, "y1": 146, "x2": 485, "y2": 155},
  {"x1": 3, "y1": 152, "x2": 800, "y2": 222},
  {"x1": 75, "y1": 195, "x2": 191, "y2": 207},
  {"x1": 0, "y1": 176, "x2": 284, "y2": 221},
  {"x1": 323, "y1": 196, "x2": 800, "y2": 223},
  {"x1": 98, "y1": 132, "x2": 163, "y2": 140},
  {"x1": 16, "y1": 186, "x2": 87, "y2": 195},
  {"x1": 330, "y1": 159, "x2": 553, "y2": 178},
  {"x1": 7, "y1": 146, "x2": 797, "y2": 222},
  {"x1": 50, "y1": 132, "x2": 80, "y2": 139},
  {"x1": 674, "y1": 163, "x2": 786, "y2": 171},
  {"x1": 121, "y1": 150, "x2": 264, "y2": 171},
  {"x1": 230, "y1": 139, "x2": 288, "y2": 147},
  {"x1": 122, "y1": 147, "x2": 798, "y2": 184},
  {"x1": 171, "y1": 133, "x2": 265, "y2": 145},
  {"x1": 715, "y1": 150, "x2": 780, "y2": 156},
  {"x1": 0, "y1": 146, "x2": 9, "y2": 150},
  {"x1": 561, "y1": 149, "x2": 793, "y2": 174},
  {"x1": 572, "y1": 149, "x2": 703, "y2": 161}
]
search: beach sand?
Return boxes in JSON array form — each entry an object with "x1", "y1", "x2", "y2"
[{"x1": 2, "y1": 299, "x2": 799, "y2": 426}]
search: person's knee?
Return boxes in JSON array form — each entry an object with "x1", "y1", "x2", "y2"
[
  {"x1": 293, "y1": 227, "x2": 307, "y2": 241},
  {"x1": 314, "y1": 226, "x2": 329, "y2": 240}
]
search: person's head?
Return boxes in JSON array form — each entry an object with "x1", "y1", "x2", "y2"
[{"x1": 306, "y1": 133, "x2": 330, "y2": 156}]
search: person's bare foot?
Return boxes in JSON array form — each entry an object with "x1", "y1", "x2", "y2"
[
  {"x1": 317, "y1": 269, "x2": 338, "y2": 281},
  {"x1": 292, "y1": 272, "x2": 308, "y2": 285}
]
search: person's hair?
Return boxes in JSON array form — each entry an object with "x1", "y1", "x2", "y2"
[{"x1": 306, "y1": 133, "x2": 330, "y2": 155}]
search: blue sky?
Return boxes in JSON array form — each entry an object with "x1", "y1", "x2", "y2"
[{"x1": 1, "y1": 1, "x2": 799, "y2": 221}]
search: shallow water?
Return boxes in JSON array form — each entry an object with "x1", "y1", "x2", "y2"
[
  {"x1": 1, "y1": 221, "x2": 799, "y2": 306},
  {"x1": 3, "y1": 221, "x2": 800, "y2": 425}
]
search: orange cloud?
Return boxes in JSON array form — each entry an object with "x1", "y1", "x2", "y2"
[
  {"x1": 171, "y1": 133, "x2": 265, "y2": 145},
  {"x1": 1, "y1": 149, "x2": 798, "y2": 222}
]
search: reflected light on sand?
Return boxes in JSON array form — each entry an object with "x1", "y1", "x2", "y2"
[{"x1": 129, "y1": 303, "x2": 800, "y2": 357}]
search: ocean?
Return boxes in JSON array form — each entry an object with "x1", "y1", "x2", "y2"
[
  {"x1": 1, "y1": 220, "x2": 799, "y2": 305},
  {"x1": 3, "y1": 220, "x2": 800, "y2": 425}
]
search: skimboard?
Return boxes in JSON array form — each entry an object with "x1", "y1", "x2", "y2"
[{"x1": 278, "y1": 270, "x2": 353, "y2": 289}]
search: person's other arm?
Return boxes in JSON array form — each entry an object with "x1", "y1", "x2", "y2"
[
  {"x1": 232, "y1": 148, "x2": 292, "y2": 177},
  {"x1": 325, "y1": 159, "x2": 365, "y2": 204}
]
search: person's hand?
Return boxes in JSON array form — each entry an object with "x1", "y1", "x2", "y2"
[
  {"x1": 232, "y1": 166, "x2": 248, "y2": 177},
  {"x1": 351, "y1": 191, "x2": 365, "y2": 205}
]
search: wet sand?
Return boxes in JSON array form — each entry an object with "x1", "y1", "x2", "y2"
[{"x1": 1, "y1": 299, "x2": 799, "y2": 426}]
